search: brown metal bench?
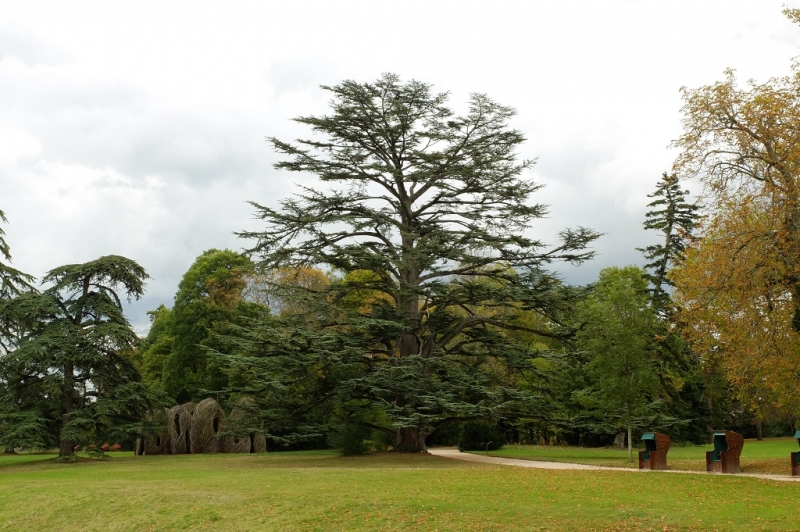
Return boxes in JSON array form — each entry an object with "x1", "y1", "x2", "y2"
[
  {"x1": 706, "y1": 430, "x2": 743, "y2": 473},
  {"x1": 638, "y1": 432, "x2": 670, "y2": 470},
  {"x1": 792, "y1": 430, "x2": 800, "y2": 477}
]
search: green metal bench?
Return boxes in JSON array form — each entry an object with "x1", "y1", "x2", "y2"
[
  {"x1": 791, "y1": 430, "x2": 800, "y2": 477},
  {"x1": 706, "y1": 430, "x2": 743, "y2": 473},
  {"x1": 638, "y1": 432, "x2": 670, "y2": 470}
]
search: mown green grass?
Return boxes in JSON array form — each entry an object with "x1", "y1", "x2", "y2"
[
  {"x1": 0, "y1": 452, "x2": 58, "y2": 468},
  {"x1": 1, "y1": 450, "x2": 799, "y2": 531},
  {"x1": 484, "y1": 438, "x2": 800, "y2": 475}
]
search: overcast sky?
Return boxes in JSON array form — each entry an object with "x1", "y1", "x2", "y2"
[{"x1": 2, "y1": 1, "x2": 799, "y2": 333}]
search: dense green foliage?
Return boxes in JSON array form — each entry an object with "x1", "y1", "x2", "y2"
[
  {"x1": 0, "y1": 255, "x2": 164, "y2": 456},
  {"x1": 328, "y1": 423, "x2": 374, "y2": 456},
  {"x1": 137, "y1": 249, "x2": 264, "y2": 403},
  {"x1": 575, "y1": 266, "x2": 661, "y2": 460},
  {"x1": 0, "y1": 209, "x2": 34, "y2": 299},
  {"x1": 229, "y1": 74, "x2": 598, "y2": 451},
  {"x1": 457, "y1": 420, "x2": 506, "y2": 451},
  {"x1": 637, "y1": 174, "x2": 709, "y2": 444}
]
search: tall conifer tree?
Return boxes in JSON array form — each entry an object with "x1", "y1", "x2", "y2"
[
  {"x1": 638, "y1": 175, "x2": 707, "y2": 442},
  {"x1": 0, "y1": 209, "x2": 34, "y2": 300},
  {"x1": 233, "y1": 74, "x2": 598, "y2": 451},
  {"x1": 637, "y1": 173, "x2": 700, "y2": 311},
  {"x1": 0, "y1": 256, "x2": 164, "y2": 456}
]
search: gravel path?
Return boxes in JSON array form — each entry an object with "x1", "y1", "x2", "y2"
[
  {"x1": 427, "y1": 448, "x2": 800, "y2": 482},
  {"x1": 428, "y1": 448, "x2": 625, "y2": 471}
]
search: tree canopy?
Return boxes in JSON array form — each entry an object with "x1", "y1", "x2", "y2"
[
  {"x1": 575, "y1": 266, "x2": 660, "y2": 461},
  {"x1": 231, "y1": 74, "x2": 598, "y2": 451},
  {"x1": 140, "y1": 249, "x2": 261, "y2": 403},
  {"x1": 671, "y1": 197, "x2": 800, "y2": 431},
  {"x1": 0, "y1": 255, "x2": 163, "y2": 456},
  {"x1": 670, "y1": 10, "x2": 800, "y2": 431},
  {"x1": 672, "y1": 65, "x2": 800, "y2": 332},
  {"x1": 0, "y1": 209, "x2": 34, "y2": 300},
  {"x1": 637, "y1": 173, "x2": 700, "y2": 312}
]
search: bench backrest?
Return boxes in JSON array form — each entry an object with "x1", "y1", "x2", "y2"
[
  {"x1": 709, "y1": 430, "x2": 743, "y2": 462},
  {"x1": 709, "y1": 432, "x2": 728, "y2": 461},
  {"x1": 640, "y1": 432, "x2": 670, "y2": 460},
  {"x1": 724, "y1": 431, "x2": 744, "y2": 456}
]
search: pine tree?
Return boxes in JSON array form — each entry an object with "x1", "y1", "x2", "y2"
[
  {"x1": 637, "y1": 174, "x2": 707, "y2": 442},
  {"x1": 0, "y1": 209, "x2": 34, "y2": 300},
  {"x1": 637, "y1": 172, "x2": 700, "y2": 311},
  {"x1": 0, "y1": 256, "x2": 166, "y2": 456},
  {"x1": 233, "y1": 74, "x2": 598, "y2": 452}
]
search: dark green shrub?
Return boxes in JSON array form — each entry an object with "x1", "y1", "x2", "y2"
[
  {"x1": 458, "y1": 421, "x2": 506, "y2": 451},
  {"x1": 330, "y1": 423, "x2": 372, "y2": 456},
  {"x1": 371, "y1": 429, "x2": 395, "y2": 452},
  {"x1": 426, "y1": 422, "x2": 461, "y2": 447}
]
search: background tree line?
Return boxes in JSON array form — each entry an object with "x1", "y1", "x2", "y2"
[{"x1": 123, "y1": 75, "x2": 788, "y2": 455}]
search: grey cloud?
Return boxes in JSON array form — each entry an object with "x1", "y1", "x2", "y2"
[
  {"x1": 1, "y1": 59, "x2": 282, "y2": 190},
  {"x1": 266, "y1": 58, "x2": 337, "y2": 97},
  {"x1": 11, "y1": 101, "x2": 273, "y2": 191},
  {"x1": 535, "y1": 147, "x2": 616, "y2": 187},
  {"x1": 0, "y1": 23, "x2": 69, "y2": 66}
]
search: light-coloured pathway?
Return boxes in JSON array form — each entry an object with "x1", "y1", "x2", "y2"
[{"x1": 427, "y1": 447, "x2": 800, "y2": 482}]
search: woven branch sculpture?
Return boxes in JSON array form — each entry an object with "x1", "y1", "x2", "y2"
[
  {"x1": 223, "y1": 405, "x2": 254, "y2": 453},
  {"x1": 137, "y1": 398, "x2": 267, "y2": 454},
  {"x1": 167, "y1": 402, "x2": 195, "y2": 455},
  {"x1": 190, "y1": 398, "x2": 225, "y2": 454},
  {"x1": 251, "y1": 432, "x2": 267, "y2": 453},
  {"x1": 138, "y1": 409, "x2": 170, "y2": 455}
]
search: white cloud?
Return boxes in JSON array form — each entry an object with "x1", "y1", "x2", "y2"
[{"x1": 1, "y1": 0, "x2": 798, "y2": 331}]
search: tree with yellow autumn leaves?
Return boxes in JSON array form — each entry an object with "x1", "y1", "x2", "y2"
[
  {"x1": 671, "y1": 197, "x2": 800, "y2": 435},
  {"x1": 670, "y1": 8, "x2": 800, "y2": 431}
]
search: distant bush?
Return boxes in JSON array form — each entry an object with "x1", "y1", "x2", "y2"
[
  {"x1": 427, "y1": 422, "x2": 461, "y2": 447},
  {"x1": 330, "y1": 424, "x2": 372, "y2": 456},
  {"x1": 458, "y1": 421, "x2": 506, "y2": 452},
  {"x1": 370, "y1": 429, "x2": 395, "y2": 452}
]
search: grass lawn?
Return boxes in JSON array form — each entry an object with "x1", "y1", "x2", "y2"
[
  {"x1": 483, "y1": 438, "x2": 800, "y2": 475},
  {"x1": 0, "y1": 452, "x2": 58, "y2": 468},
  {"x1": 2, "y1": 450, "x2": 800, "y2": 531}
]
